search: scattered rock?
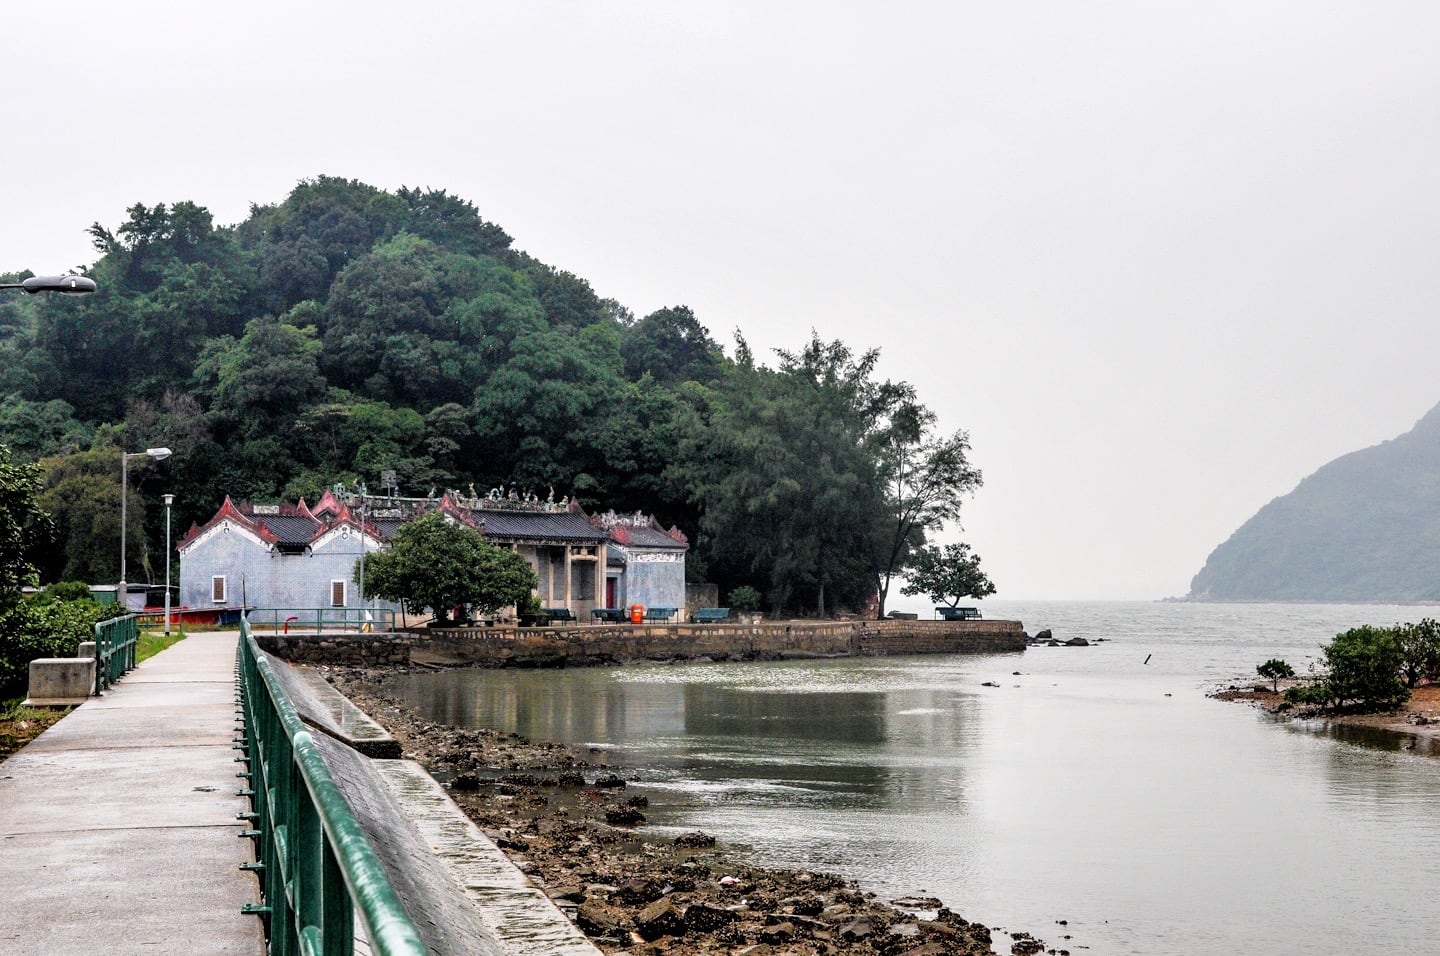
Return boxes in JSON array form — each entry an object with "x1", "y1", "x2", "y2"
[
  {"x1": 838, "y1": 915, "x2": 879, "y2": 940},
  {"x1": 636, "y1": 898, "x2": 686, "y2": 940},
  {"x1": 605, "y1": 805, "x2": 646, "y2": 826},
  {"x1": 575, "y1": 900, "x2": 627, "y2": 936},
  {"x1": 1009, "y1": 930, "x2": 1045, "y2": 955},
  {"x1": 758, "y1": 921, "x2": 797, "y2": 944},
  {"x1": 981, "y1": 681, "x2": 1001, "y2": 688},
  {"x1": 614, "y1": 877, "x2": 664, "y2": 905},
  {"x1": 675, "y1": 831, "x2": 717, "y2": 848},
  {"x1": 1035, "y1": 629, "x2": 1052, "y2": 641},
  {"x1": 684, "y1": 902, "x2": 737, "y2": 932},
  {"x1": 1063, "y1": 637, "x2": 1089, "y2": 647},
  {"x1": 593, "y1": 772, "x2": 627, "y2": 788}
]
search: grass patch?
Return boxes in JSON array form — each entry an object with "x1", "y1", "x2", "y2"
[
  {"x1": 0, "y1": 699, "x2": 71, "y2": 764},
  {"x1": 137, "y1": 630, "x2": 185, "y2": 663}
]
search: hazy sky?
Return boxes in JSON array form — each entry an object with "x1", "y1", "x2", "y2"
[{"x1": 5, "y1": 2, "x2": 1438, "y2": 599}]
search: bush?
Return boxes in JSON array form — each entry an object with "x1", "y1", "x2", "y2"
[
  {"x1": 1395, "y1": 618, "x2": 1440, "y2": 688},
  {"x1": 1284, "y1": 683, "x2": 1330, "y2": 707},
  {"x1": 1320, "y1": 625, "x2": 1409, "y2": 712},
  {"x1": 0, "y1": 598, "x2": 115, "y2": 696},
  {"x1": 728, "y1": 585, "x2": 762, "y2": 612},
  {"x1": 34, "y1": 581, "x2": 94, "y2": 604}
]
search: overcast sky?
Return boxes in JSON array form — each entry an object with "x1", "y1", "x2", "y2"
[{"x1": 5, "y1": 2, "x2": 1437, "y2": 599}]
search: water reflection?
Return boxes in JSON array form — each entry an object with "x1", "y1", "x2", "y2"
[
  {"x1": 1291, "y1": 718, "x2": 1440, "y2": 757},
  {"x1": 391, "y1": 663, "x2": 983, "y2": 817},
  {"x1": 682, "y1": 684, "x2": 886, "y2": 743}
]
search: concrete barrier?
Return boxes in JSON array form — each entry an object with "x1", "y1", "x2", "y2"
[{"x1": 25, "y1": 657, "x2": 96, "y2": 706}]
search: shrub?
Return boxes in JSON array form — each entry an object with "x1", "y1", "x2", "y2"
[
  {"x1": 1284, "y1": 683, "x2": 1330, "y2": 707},
  {"x1": 728, "y1": 585, "x2": 762, "y2": 612},
  {"x1": 1321, "y1": 625, "x2": 1409, "y2": 712},
  {"x1": 0, "y1": 598, "x2": 115, "y2": 696},
  {"x1": 1394, "y1": 618, "x2": 1440, "y2": 688},
  {"x1": 33, "y1": 581, "x2": 94, "y2": 604}
]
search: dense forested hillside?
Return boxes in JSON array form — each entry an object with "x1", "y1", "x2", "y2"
[
  {"x1": 0, "y1": 177, "x2": 979, "y2": 614},
  {"x1": 1188, "y1": 402, "x2": 1440, "y2": 602}
]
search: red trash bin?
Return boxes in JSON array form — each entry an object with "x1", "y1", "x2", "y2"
[{"x1": 630, "y1": 604, "x2": 644, "y2": 624}]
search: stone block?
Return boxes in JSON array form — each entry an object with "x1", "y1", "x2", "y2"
[
  {"x1": 26, "y1": 657, "x2": 96, "y2": 704},
  {"x1": 76, "y1": 641, "x2": 96, "y2": 659}
]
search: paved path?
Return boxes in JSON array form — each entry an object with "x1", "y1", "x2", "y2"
[{"x1": 0, "y1": 631, "x2": 264, "y2": 954}]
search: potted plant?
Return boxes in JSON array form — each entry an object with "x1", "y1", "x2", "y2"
[{"x1": 729, "y1": 585, "x2": 762, "y2": 625}]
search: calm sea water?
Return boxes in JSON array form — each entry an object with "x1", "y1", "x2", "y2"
[{"x1": 388, "y1": 601, "x2": 1440, "y2": 955}]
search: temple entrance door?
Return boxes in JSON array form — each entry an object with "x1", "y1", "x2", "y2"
[{"x1": 605, "y1": 578, "x2": 617, "y2": 608}]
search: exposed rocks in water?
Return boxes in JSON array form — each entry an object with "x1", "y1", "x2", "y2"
[{"x1": 325, "y1": 665, "x2": 1017, "y2": 955}]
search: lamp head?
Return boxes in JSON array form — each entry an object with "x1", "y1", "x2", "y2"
[
  {"x1": 21, "y1": 274, "x2": 96, "y2": 295},
  {"x1": 146, "y1": 447, "x2": 173, "y2": 462}
]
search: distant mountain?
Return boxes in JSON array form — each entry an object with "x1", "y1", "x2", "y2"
[{"x1": 1188, "y1": 403, "x2": 1440, "y2": 602}]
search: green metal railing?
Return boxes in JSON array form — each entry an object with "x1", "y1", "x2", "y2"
[
  {"x1": 236, "y1": 619, "x2": 426, "y2": 955},
  {"x1": 246, "y1": 607, "x2": 398, "y2": 635},
  {"x1": 94, "y1": 614, "x2": 139, "y2": 695}
]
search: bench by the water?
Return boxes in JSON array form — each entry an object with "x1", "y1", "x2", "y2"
[
  {"x1": 591, "y1": 608, "x2": 626, "y2": 623},
  {"x1": 644, "y1": 606, "x2": 678, "y2": 623},
  {"x1": 936, "y1": 606, "x2": 982, "y2": 621},
  {"x1": 542, "y1": 607, "x2": 576, "y2": 625},
  {"x1": 690, "y1": 607, "x2": 730, "y2": 623}
]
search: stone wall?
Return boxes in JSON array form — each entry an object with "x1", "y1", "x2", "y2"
[
  {"x1": 253, "y1": 633, "x2": 412, "y2": 666},
  {"x1": 259, "y1": 619, "x2": 1025, "y2": 668}
]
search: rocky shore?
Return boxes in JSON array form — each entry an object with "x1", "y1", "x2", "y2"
[{"x1": 327, "y1": 667, "x2": 1066, "y2": 956}]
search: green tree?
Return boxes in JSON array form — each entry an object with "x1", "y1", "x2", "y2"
[
  {"x1": 1256, "y1": 658, "x2": 1295, "y2": 693},
  {"x1": 1321, "y1": 625, "x2": 1409, "y2": 712},
  {"x1": 357, "y1": 512, "x2": 536, "y2": 624},
  {"x1": 683, "y1": 333, "x2": 925, "y2": 615},
  {"x1": 1394, "y1": 618, "x2": 1440, "y2": 689},
  {"x1": 876, "y1": 421, "x2": 983, "y2": 617},
  {"x1": 0, "y1": 445, "x2": 51, "y2": 604},
  {"x1": 196, "y1": 314, "x2": 327, "y2": 450},
  {"x1": 620, "y1": 306, "x2": 724, "y2": 385},
  {"x1": 900, "y1": 543, "x2": 996, "y2": 608}
]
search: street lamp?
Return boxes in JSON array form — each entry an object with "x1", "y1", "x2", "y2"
[
  {"x1": 119, "y1": 447, "x2": 172, "y2": 608},
  {"x1": 162, "y1": 494, "x2": 175, "y2": 636},
  {"x1": 0, "y1": 274, "x2": 96, "y2": 294}
]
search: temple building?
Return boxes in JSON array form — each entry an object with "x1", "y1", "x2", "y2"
[{"x1": 176, "y1": 487, "x2": 688, "y2": 622}]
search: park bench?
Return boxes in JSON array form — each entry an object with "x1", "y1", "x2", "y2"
[
  {"x1": 690, "y1": 607, "x2": 730, "y2": 623},
  {"x1": 592, "y1": 608, "x2": 627, "y2": 623},
  {"x1": 644, "y1": 606, "x2": 678, "y2": 623},
  {"x1": 542, "y1": 607, "x2": 576, "y2": 625},
  {"x1": 935, "y1": 606, "x2": 982, "y2": 621}
]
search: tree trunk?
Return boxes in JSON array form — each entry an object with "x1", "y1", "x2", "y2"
[{"x1": 816, "y1": 581, "x2": 826, "y2": 618}]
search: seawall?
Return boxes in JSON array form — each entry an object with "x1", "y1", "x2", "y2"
[{"x1": 255, "y1": 618, "x2": 1026, "y2": 667}]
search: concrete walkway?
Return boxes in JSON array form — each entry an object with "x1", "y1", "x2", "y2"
[{"x1": 0, "y1": 631, "x2": 264, "y2": 954}]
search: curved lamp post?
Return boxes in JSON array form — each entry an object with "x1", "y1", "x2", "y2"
[
  {"x1": 0, "y1": 274, "x2": 96, "y2": 294},
  {"x1": 120, "y1": 447, "x2": 172, "y2": 608}
]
